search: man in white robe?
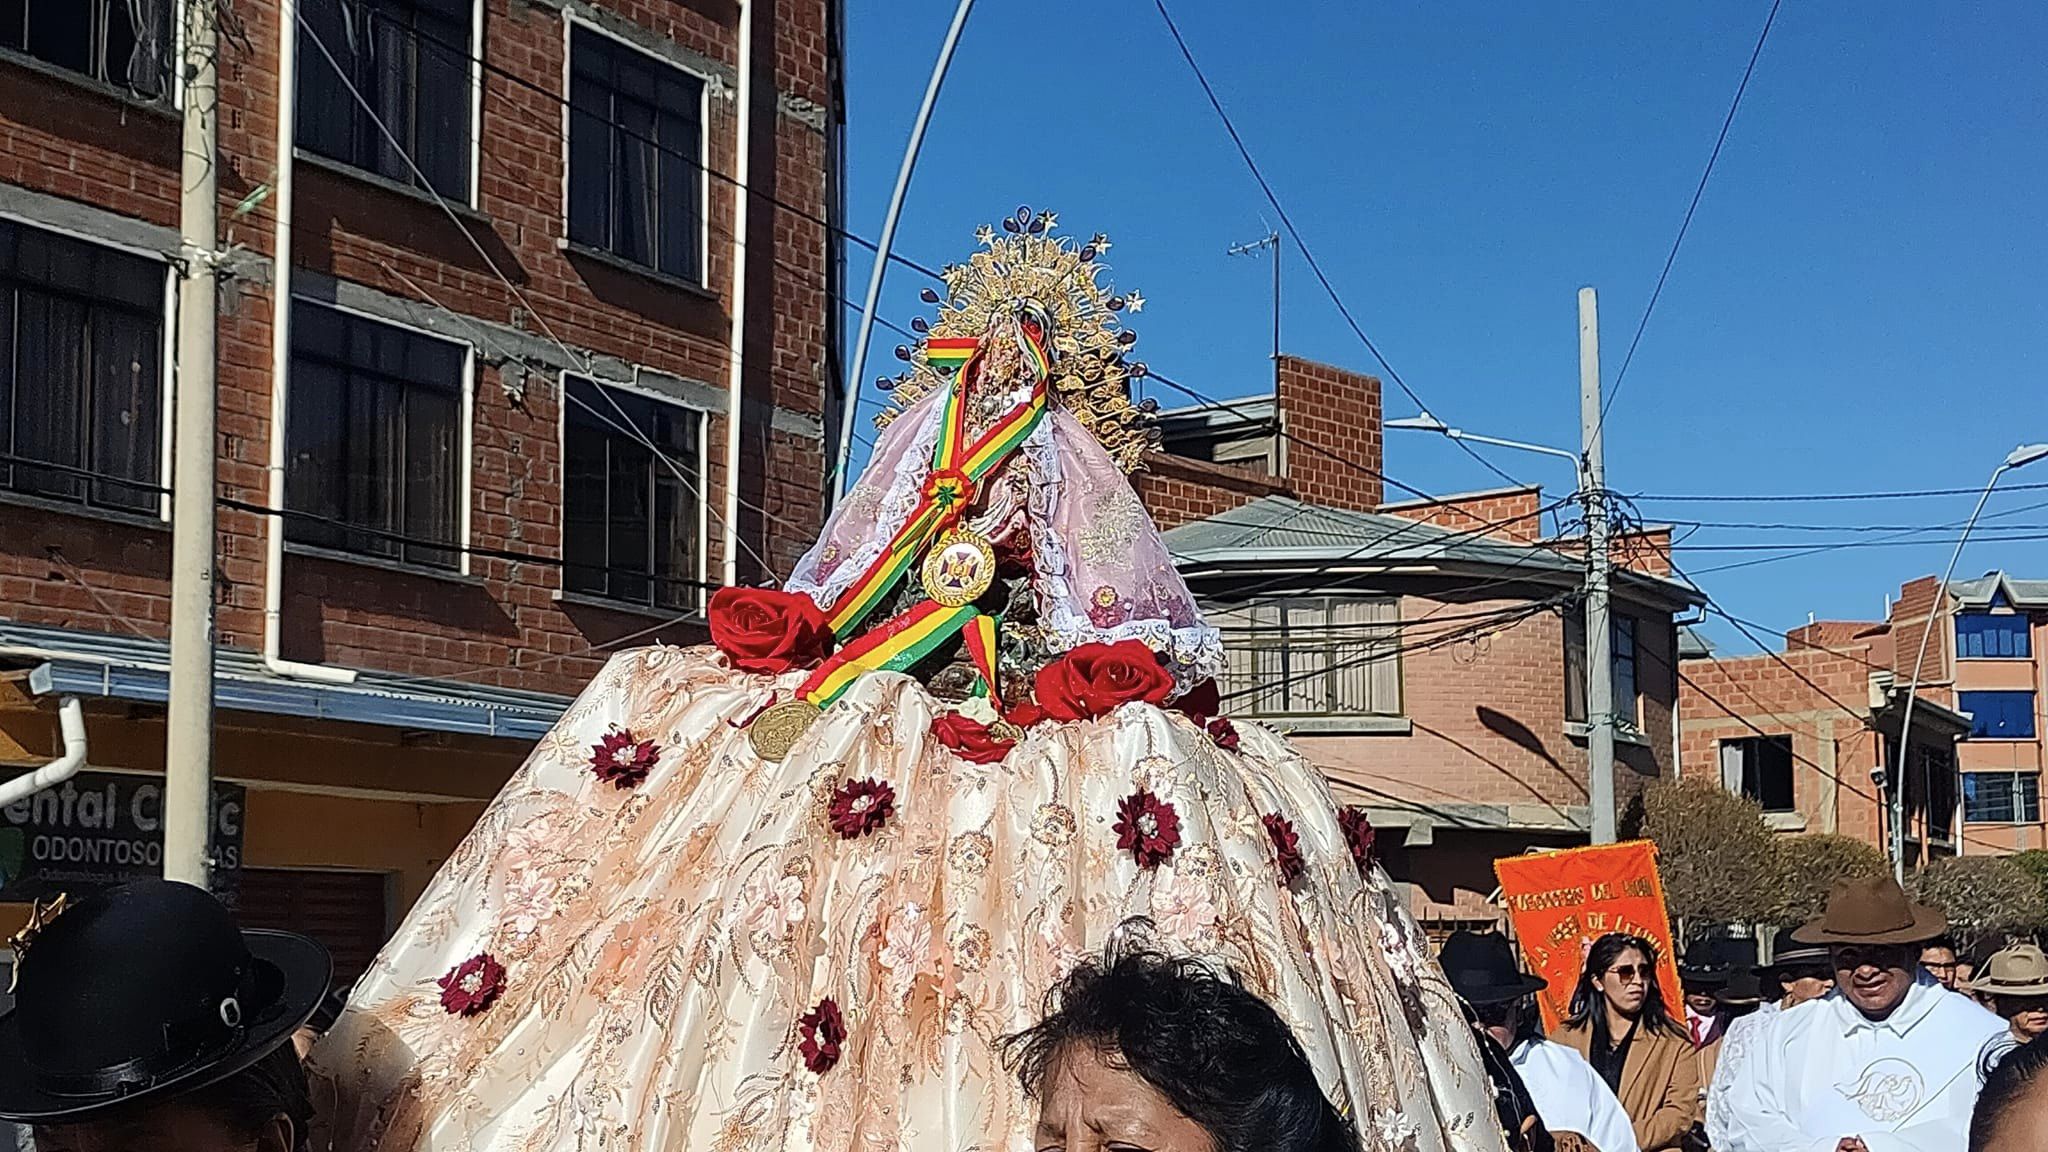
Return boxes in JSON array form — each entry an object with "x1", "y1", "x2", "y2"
[
  {"x1": 1442, "y1": 930, "x2": 1639, "y2": 1152},
  {"x1": 1706, "y1": 928, "x2": 1836, "y2": 1148},
  {"x1": 1716, "y1": 877, "x2": 2003, "y2": 1152}
]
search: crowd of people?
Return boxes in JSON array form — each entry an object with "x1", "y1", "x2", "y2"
[{"x1": 6, "y1": 874, "x2": 2048, "y2": 1151}]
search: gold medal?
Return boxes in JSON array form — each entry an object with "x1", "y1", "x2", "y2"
[
  {"x1": 748, "y1": 700, "x2": 823, "y2": 762},
  {"x1": 920, "y1": 528, "x2": 997, "y2": 607}
]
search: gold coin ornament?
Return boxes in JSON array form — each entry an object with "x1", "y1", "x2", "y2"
[
  {"x1": 748, "y1": 700, "x2": 823, "y2": 762},
  {"x1": 920, "y1": 529, "x2": 997, "y2": 607}
]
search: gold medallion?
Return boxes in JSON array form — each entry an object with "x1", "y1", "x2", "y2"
[
  {"x1": 748, "y1": 700, "x2": 823, "y2": 762},
  {"x1": 921, "y1": 529, "x2": 997, "y2": 607}
]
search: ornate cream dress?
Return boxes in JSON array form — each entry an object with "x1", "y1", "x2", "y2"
[{"x1": 308, "y1": 215, "x2": 1509, "y2": 1152}]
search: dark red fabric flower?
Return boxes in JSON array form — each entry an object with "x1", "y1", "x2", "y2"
[
  {"x1": 589, "y1": 728, "x2": 659, "y2": 788},
  {"x1": 1264, "y1": 813, "x2": 1305, "y2": 884},
  {"x1": 1114, "y1": 789, "x2": 1181, "y2": 869},
  {"x1": 828, "y1": 778, "x2": 896, "y2": 839},
  {"x1": 438, "y1": 952, "x2": 507, "y2": 1016},
  {"x1": 1339, "y1": 805, "x2": 1376, "y2": 871},
  {"x1": 1173, "y1": 679, "x2": 1222, "y2": 723},
  {"x1": 1034, "y1": 640, "x2": 1175, "y2": 722},
  {"x1": 1206, "y1": 717, "x2": 1241, "y2": 751},
  {"x1": 798, "y1": 997, "x2": 846, "y2": 1074},
  {"x1": 931, "y1": 711, "x2": 1016, "y2": 764},
  {"x1": 707, "y1": 587, "x2": 833, "y2": 674},
  {"x1": 1005, "y1": 699, "x2": 1049, "y2": 728}
]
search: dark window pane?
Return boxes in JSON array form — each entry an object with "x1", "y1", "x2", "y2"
[
  {"x1": 562, "y1": 412, "x2": 608, "y2": 597},
  {"x1": 286, "y1": 302, "x2": 463, "y2": 567},
  {"x1": 614, "y1": 98, "x2": 658, "y2": 267},
  {"x1": 14, "y1": 293, "x2": 89, "y2": 501},
  {"x1": 0, "y1": 283, "x2": 14, "y2": 490},
  {"x1": 296, "y1": 0, "x2": 356, "y2": 160},
  {"x1": 0, "y1": 0, "x2": 26, "y2": 52},
  {"x1": 88, "y1": 304, "x2": 160, "y2": 510},
  {"x1": 25, "y1": 0, "x2": 91, "y2": 75},
  {"x1": 413, "y1": 15, "x2": 469, "y2": 198},
  {"x1": 567, "y1": 28, "x2": 705, "y2": 282},
  {"x1": 561, "y1": 376, "x2": 701, "y2": 608},
  {"x1": 567, "y1": 83, "x2": 612, "y2": 251},
  {"x1": 295, "y1": 0, "x2": 472, "y2": 197}
]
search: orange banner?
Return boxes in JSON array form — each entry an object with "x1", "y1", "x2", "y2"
[{"x1": 1493, "y1": 841, "x2": 1683, "y2": 1032}]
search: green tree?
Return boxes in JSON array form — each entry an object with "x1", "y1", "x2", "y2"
[
  {"x1": 1637, "y1": 779, "x2": 1782, "y2": 931},
  {"x1": 1773, "y1": 834, "x2": 1890, "y2": 928},
  {"x1": 1912, "y1": 856, "x2": 2048, "y2": 940},
  {"x1": 2007, "y1": 849, "x2": 2048, "y2": 912}
]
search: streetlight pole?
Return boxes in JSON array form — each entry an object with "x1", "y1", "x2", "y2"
[
  {"x1": 1890, "y1": 442, "x2": 2048, "y2": 880},
  {"x1": 1384, "y1": 287, "x2": 1616, "y2": 843}
]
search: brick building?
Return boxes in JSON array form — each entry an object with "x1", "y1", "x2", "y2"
[
  {"x1": 0, "y1": 0, "x2": 842, "y2": 973},
  {"x1": 1679, "y1": 572, "x2": 2043, "y2": 861},
  {"x1": 1147, "y1": 356, "x2": 1702, "y2": 929}
]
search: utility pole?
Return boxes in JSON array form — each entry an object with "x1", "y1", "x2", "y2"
[
  {"x1": 1579, "y1": 286, "x2": 1616, "y2": 844},
  {"x1": 164, "y1": 0, "x2": 220, "y2": 889},
  {"x1": 1227, "y1": 231, "x2": 1281, "y2": 391}
]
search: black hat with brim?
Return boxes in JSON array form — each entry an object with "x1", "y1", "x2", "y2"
[
  {"x1": 0, "y1": 880, "x2": 331, "y2": 1123},
  {"x1": 1440, "y1": 930, "x2": 1549, "y2": 1006}
]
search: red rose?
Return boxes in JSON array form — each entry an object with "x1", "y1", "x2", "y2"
[
  {"x1": 438, "y1": 952, "x2": 508, "y2": 1016},
  {"x1": 589, "y1": 728, "x2": 659, "y2": 788},
  {"x1": 1114, "y1": 789, "x2": 1181, "y2": 869},
  {"x1": 1206, "y1": 717, "x2": 1240, "y2": 751},
  {"x1": 798, "y1": 997, "x2": 846, "y2": 1074},
  {"x1": 931, "y1": 712, "x2": 1016, "y2": 764},
  {"x1": 1033, "y1": 640, "x2": 1174, "y2": 722},
  {"x1": 1264, "y1": 813, "x2": 1304, "y2": 884},
  {"x1": 708, "y1": 587, "x2": 833, "y2": 674},
  {"x1": 1173, "y1": 679, "x2": 1222, "y2": 723},
  {"x1": 828, "y1": 778, "x2": 895, "y2": 839},
  {"x1": 1339, "y1": 805, "x2": 1376, "y2": 871}
]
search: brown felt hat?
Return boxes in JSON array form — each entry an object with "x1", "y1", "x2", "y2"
[{"x1": 1791, "y1": 875, "x2": 1947, "y2": 947}]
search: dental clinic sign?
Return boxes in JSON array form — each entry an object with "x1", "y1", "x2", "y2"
[{"x1": 0, "y1": 772, "x2": 244, "y2": 902}]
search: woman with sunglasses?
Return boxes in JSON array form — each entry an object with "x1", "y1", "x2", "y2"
[{"x1": 1552, "y1": 934, "x2": 1699, "y2": 1152}]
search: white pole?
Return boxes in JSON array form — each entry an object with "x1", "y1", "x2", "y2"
[
  {"x1": 722, "y1": 0, "x2": 755, "y2": 587},
  {"x1": 1892, "y1": 467, "x2": 2005, "y2": 880},
  {"x1": 832, "y1": 0, "x2": 975, "y2": 504},
  {"x1": 1579, "y1": 286, "x2": 1616, "y2": 845},
  {"x1": 165, "y1": 0, "x2": 220, "y2": 888}
]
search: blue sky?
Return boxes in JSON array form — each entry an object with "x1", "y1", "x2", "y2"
[{"x1": 840, "y1": 1, "x2": 2048, "y2": 649}]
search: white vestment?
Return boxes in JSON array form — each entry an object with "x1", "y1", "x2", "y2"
[
  {"x1": 1705, "y1": 1000, "x2": 1780, "y2": 1148},
  {"x1": 1715, "y1": 975, "x2": 2004, "y2": 1152},
  {"x1": 1510, "y1": 1038, "x2": 1640, "y2": 1152}
]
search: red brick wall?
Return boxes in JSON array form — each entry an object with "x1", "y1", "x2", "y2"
[
  {"x1": 1134, "y1": 453, "x2": 1290, "y2": 531},
  {"x1": 1380, "y1": 487, "x2": 1546, "y2": 544},
  {"x1": 0, "y1": 0, "x2": 836, "y2": 693},
  {"x1": 1889, "y1": 576, "x2": 1952, "y2": 685},
  {"x1": 1276, "y1": 355, "x2": 1383, "y2": 512}
]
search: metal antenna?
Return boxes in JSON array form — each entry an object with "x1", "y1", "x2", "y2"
[{"x1": 1227, "y1": 231, "x2": 1282, "y2": 390}]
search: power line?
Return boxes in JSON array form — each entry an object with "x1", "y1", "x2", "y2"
[
  {"x1": 1636, "y1": 480, "x2": 2048, "y2": 504},
  {"x1": 1599, "y1": 0, "x2": 1784, "y2": 426},
  {"x1": 1148, "y1": 0, "x2": 1526, "y2": 492}
]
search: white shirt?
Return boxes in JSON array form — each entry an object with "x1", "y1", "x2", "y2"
[
  {"x1": 1716, "y1": 974, "x2": 2005, "y2": 1152},
  {"x1": 1510, "y1": 1037, "x2": 1641, "y2": 1152},
  {"x1": 1706, "y1": 1000, "x2": 1780, "y2": 1148}
]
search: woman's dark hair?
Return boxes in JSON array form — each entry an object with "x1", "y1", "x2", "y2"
[
  {"x1": 1564, "y1": 933, "x2": 1681, "y2": 1038},
  {"x1": 1004, "y1": 942, "x2": 1358, "y2": 1152},
  {"x1": 184, "y1": 1042, "x2": 315, "y2": 1152},
  {"x1": 1972, "y1": 1032, "x2": 2048, "y2": 1150}
]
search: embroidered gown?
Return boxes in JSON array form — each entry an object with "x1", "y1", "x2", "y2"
[{"x1": 308, "y1": 226, "x2": 1509, "y2": 1152}]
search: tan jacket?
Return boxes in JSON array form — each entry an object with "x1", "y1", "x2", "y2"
[{"x1": 1552, "y1": 1018, "x2": 1702, "y2": 1152}]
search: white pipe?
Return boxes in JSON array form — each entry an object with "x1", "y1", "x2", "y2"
[
  {"x1": 832, "y1": 0, "x2": 976, "y2": 504},
  {"x1": 0, "y1": 698, "x2": 88, "y2": 808},
  {"x1": 721, "y1": 0, "x2": 754, "y2": 588},
  {"x1": 265, "y1": 13, "x2": 356, "y2": 685}
]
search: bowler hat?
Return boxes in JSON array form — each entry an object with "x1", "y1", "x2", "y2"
[
  {"x1": 1791, "y1": 875, "x2": 1946, "y2": 947},
  {"x1": 0, "y1": 879, "x2": 331, "y2": 1122},
  {"x1": 1679, "y1": 937, "x2": 1732, "y2": 989},
  {"x1": 1965, "y1": 944, "x2": 2048, "y2": 998},
  {"x1": 1439, "y1": 931, "x2": 1548, "y2": 1005},
  {"x1": 1714, "y1": 966, "x2": 1764, "y2": 1008},
  {"x1": 1758, "y1": 926, "x2": 1833, "y2": 975}
]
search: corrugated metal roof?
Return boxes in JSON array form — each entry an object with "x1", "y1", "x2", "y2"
[
  {"x1": 0, "y1": 620, "x2": 570, "y2": 740},
  {"x1": 1952, "y1": 572, "x2": 2048, "y2": 608}
]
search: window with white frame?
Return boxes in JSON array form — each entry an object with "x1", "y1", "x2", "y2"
[
  {"x1": 1210, "y1": 597, "x2": 1402, "y2": 718},
  {"x1": 0, "y1": 0, "x2": 172, "y2": 100},
  {"x1": 284, "y1": 302, "x2": 466, "y2": 569},
  {"x1": 566, "y1": 23, "x2": 705, "y2": 282},
  {"x1": 1565, "y1": 610, "x2": 1640, "y2": 730},
  {"x1": 296, "y1": 0, "x2": 475, "y2": 200},
  {"x1": 562, "y1": 375, "x2": 703, "y2": 611},
  {"x1": 0, "y1": 218, "x2": 166, "y2": 514},
  {"x1": 1964, "y1": 771, "x2": 2041, "y2": 825}
]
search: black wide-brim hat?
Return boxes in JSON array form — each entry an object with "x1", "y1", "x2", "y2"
[
  {"x1": 1440, "y1": 930, "x2": 1549, "y2": 1005},
  {"x1": 0, "y1": 879, "x2": 331, "y2": 1123}
]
